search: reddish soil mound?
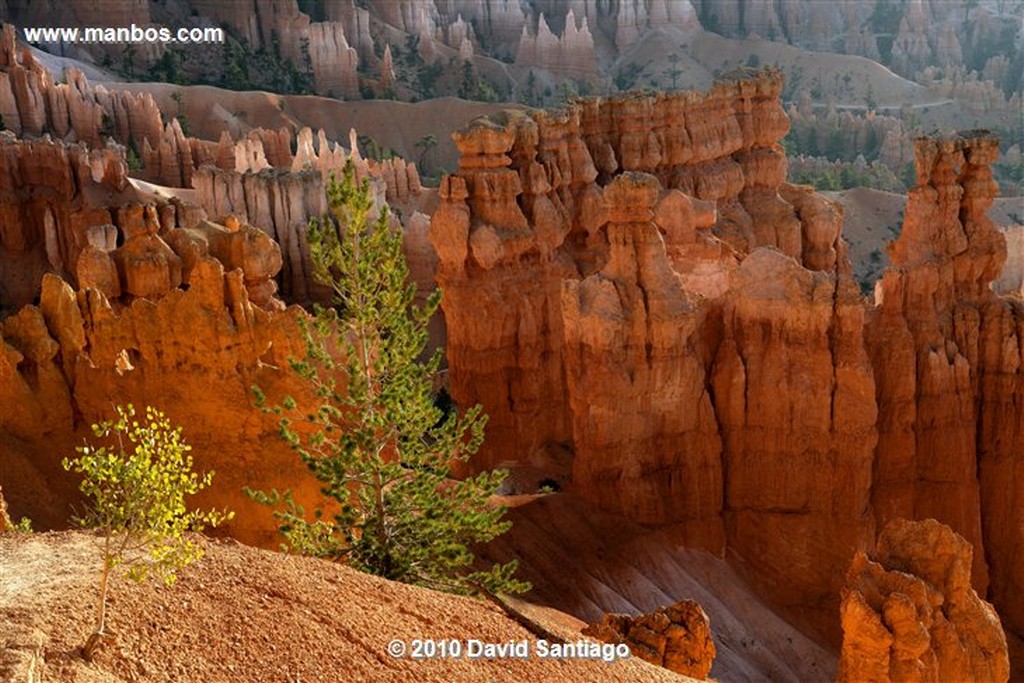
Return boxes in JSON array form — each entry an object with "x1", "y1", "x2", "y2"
[{"x1": 0, "y1": 531, "x2": 691, "y2": 682}]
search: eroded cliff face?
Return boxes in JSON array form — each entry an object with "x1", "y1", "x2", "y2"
[
  {"x1": 0, "y1": 133, "x2": 131, "y2": 311},
  {"x1": 431, "y1": 70, "x2": 1021, "y2": 659},
  {"x1": 838, "y1": 518, "x2": 1009, "y2": 683},
  {"x1": 0, "y1": 164, "x2": 320, "y2": 545}
]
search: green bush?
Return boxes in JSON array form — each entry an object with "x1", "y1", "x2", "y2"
[{"x1": 63, "y1": 404, "x2": 232, "y2": 659}]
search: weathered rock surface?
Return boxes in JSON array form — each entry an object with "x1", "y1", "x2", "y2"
[
  {"x1": 561, "y1": 173, "x2": 724, "y2": 549},
  {"x1": 713, "y1": 246, "x2": 876, "y2": 628},
  {"x1": 190, "y1": 125, "x2": 422, "y2": 302},
  {"x1": 583, "y1": 600, "x2": 716, "y2": 679},
  {"x1": 431, "y1": 72, "x2": 1023, "y2": 665},
  {"x1": 515, "y1": 10, "x2": 598, "y2": 81},
  {"x1": 0, "y1": 262, "x2": 314, "y2": 546},
  {"x1": 0, "y1": 133, "x2": 129, "y2": 311},
  {"x1": 866, "y1": 133, "x2": 1024, "y2": 643},
  {"x1": 838, "y1": 518, "x2": 1009, "y2": 683},
  {"x1": 0, "y1": 486, "x2": 10, "y2": 532}
]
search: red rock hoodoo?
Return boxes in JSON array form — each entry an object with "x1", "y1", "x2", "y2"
[
  {"x1": 838, "y1": 518, "x2": 1009, "y2": 683},
  {"x1": 583, "y1": 599, "x2": 717, "y2": 679},
  {"x1": 0, "y1": 55, "x2": 1020, "y2": 677},
  {"x1": 430, "y1": 70, "x2": 1022, "y2": 660}
]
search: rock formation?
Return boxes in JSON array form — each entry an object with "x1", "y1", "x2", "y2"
[
  {"x1": 443, "y1": 0, "x2": 529, "y2": 54},
  {"x1": 0, "y1": 133, "x2": 129, "y2": 311},
  {"x1": 838, "y1": 518, "x2": 1009, "y2": 683},
  {"x1": 192, "y1": 131, "x2": 421, "y2": 302},
  {"x1": 1, "y1": 239, "x2": 316, "y2": 546},
  {"x1": 430, "y1": 71, "x2": 1024, "y2": 663},
  {"x1": 583, "y1": 600, "x2": 716, "y2": 679},
  {"x1": 866, "y1": 132, "x2": 1024, "y2": 653},
  {"x1": 0, "y1": 486, "x2": 10, "y2": 532},
  {"x1": 515, "y1": 10, "x2": 598, "y2": 81},
  {"x1": 560, "y1": 173, "x2": 725, "y2": 548},
  {"x1": 186, "y1": 0, "x2": 361, "y2": 98},
  {"x1": 0, "y1": 25, "x2": 165, "y2": 150}
]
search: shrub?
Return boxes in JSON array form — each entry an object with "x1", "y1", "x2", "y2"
[{"x1": 63, "y1": 404, "x2": 232, "y2": 659}]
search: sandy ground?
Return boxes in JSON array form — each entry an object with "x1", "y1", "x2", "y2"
[{"x1": 0, "y1": 531, "x2": 692, "y2": 683}]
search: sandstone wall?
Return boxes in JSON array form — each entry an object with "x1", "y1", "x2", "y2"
[
  {"x1": 430, "y1": 71, "x2": 1023, "y2": 656},
  {"x1": 0, "y1": 133, "x2": 129, "y2": 311},
  {"x1": 0, "y1": 178, "x2": 324, "y2": 546}
]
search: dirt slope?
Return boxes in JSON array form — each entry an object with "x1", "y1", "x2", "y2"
[
  {"x1": 108, "y1": 81, "x2": 523, "y2": 175},
  {"x1": 0, "y1": 531, "x2": 691, "y2": 683},
  {"x1": 482, "y1": 494, "x2": 837, "y2": 683}
]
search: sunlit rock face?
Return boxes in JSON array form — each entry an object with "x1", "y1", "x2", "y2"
[
  {"x1": 431, "y1": 73, "x2": 1023, "y2": 656},
  {"x1": 838, "y1": 518, "x2": 1009, "y2": 683}
]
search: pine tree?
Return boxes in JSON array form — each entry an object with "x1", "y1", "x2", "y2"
[{"x1": 250, "y1": 162, "x2": 527, "y2": 596}]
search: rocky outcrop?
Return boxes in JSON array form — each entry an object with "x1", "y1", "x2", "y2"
[
  {"x1": 583, "y1": 600, "x2": 716, "y2": 679},
  {"x1": 431, "y1": 71, "x2": 870, "y2": 634},
  {"x1": 431, "y1": 72, "x2": 1024, "y2": 658},
  {"x1": 838, "y1": 518, "x2": 1009, "y2": 683},
  {"x1": 0, "y1": 133, "x2": 129, "y2": 311},
  {"x1": 192, "y1": 134, "x2": 421, "y2": 303},
  {"x1": 432, "y1": 67, "x2": 845, "y2": 482},
  {"x1": 191, "y1": 166, "x2": 325, "y2": 301},
  {"x1": 0, "y1": 260, "x2": 313, "y2": 546},
  {"x1": 866, "y1": 132, "x2": 1011, "y2": 605},
  {"x1": 515, "y1": 10, "x2": 598, "y2": 81}
]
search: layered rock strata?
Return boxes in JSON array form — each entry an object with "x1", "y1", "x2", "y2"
[
  {"x1": 431, "y1": 71, "x2": 1022, "y2": 660},
  {"x1": 866, "y1": 133, "x2": 1024, "y2": 648},
  {"x1": 838, "y1": 518, "x2": 1009, "y2": 683},
  {"x1": 0, "y1": 221, "x2": 317, "y2": 544}
]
